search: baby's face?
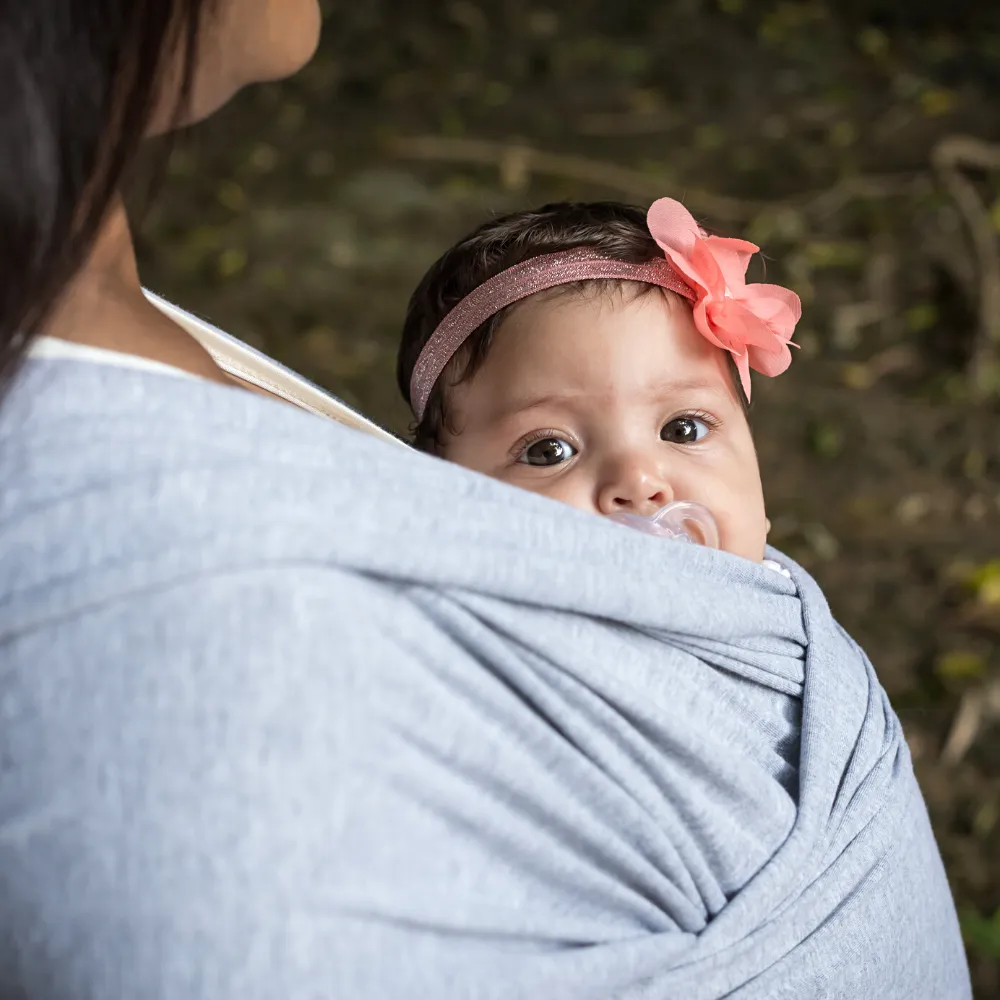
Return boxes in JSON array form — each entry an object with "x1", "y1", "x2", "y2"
[{"x1": 441, "y1": 287, "x2": 768, "y2": 562}]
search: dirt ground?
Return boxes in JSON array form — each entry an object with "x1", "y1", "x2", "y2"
[{"x1": 138, "y1": 2, "x2": 1000, "y2": 992}]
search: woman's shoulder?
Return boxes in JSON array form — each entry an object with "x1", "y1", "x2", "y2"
[
  {"x1": 5, "y1": 350, "x2": 397, "y2": 474},
  {"x1": 0, "y1": 356, "x2": 401, "y2": 606}
]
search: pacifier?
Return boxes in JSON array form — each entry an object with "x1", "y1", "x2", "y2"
[{"x1": 608, "y1": 500, "x2": 720, "y2": 549}]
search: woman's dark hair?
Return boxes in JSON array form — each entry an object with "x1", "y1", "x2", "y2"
[
  {"x1": 0, "y1": 0, "x2": 217, "y2": 392},
  {"x1": 397, "y1": 201, "x2": 751, "y2": 453}
]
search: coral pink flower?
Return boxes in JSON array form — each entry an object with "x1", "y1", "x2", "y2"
[{"x1": 646, "y1": 198, "x2": 801, "y2": 400}]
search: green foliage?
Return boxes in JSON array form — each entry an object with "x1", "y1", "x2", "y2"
[
  {"x1": 961, "y1": 908, "x2": 1000, "y2": 960},
  {"x1": 934, "y1": 650, "x2": 987, "y2": 681},
  {"x1": 807, "y1": 420, "x2": 844, "y2": 459},
  {"x1": 962, "y1": 560, "x2": 1000, "y2": 609}
]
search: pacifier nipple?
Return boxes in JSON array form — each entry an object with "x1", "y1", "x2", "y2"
[{"x1": 608, "y1": 500, "x2": 720, "y2": 549}]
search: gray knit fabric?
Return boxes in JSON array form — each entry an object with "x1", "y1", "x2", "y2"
[{"x1": 0, "y1": 358, "x2": 971, "y2": 999}]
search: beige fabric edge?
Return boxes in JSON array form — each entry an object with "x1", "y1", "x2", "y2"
[{"x1": 144, "y1": 290, "x2": 406, "y2": 449}]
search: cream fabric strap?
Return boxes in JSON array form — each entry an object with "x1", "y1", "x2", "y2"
[{"x1": 144, "y1": 291, "x2": 404, "y2": 448}]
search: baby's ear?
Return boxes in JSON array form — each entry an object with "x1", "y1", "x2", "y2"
[{"x1": 765, "y1": 517, "x2": 772, "y2": 536}]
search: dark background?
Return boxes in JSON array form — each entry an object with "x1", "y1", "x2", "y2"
[{"x1": 137, "y1": 1, "x2": 1000, "y2": 991}]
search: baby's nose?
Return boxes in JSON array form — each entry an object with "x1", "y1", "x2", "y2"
[{"x1": 597, "y1": 461, "x2": 674, "y2": 518}]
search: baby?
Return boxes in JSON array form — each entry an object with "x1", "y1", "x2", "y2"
[{"x1": 396, "y1": 199, "x2": 800, "y2": 563}]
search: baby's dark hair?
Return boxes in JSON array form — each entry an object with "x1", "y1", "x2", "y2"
[{"x1": 396, "y1": 201, "x2": 750, "y2": 452}]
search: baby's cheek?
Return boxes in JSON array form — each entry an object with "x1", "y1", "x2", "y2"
[
  {"x1": 534, "y1": 476, "x2": 596, "y2": 515},
  {"x1": 716, "y1": 486, "x2": 768, "y2": 560}
]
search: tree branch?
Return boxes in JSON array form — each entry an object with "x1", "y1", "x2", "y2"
[{"x1": 932, "y1": 135, "x2": 1000, "y2": 400}]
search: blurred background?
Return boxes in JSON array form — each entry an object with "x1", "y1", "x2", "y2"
[{"x1": 137, "y1": 0, "x2": 1000, "y2": 991}]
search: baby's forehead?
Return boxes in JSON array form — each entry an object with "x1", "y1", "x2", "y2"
[
  {"x1": 497, "y1": 285, "x2": 708, "y2": 364},
  {"x1": 477, "y1": 358, "x2": 737, "y2": 422},
  {"x1": 472, "y1": 289, "x2": 741, "y2": 417}
]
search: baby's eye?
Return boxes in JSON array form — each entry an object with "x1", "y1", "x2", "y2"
[
  {"x1": 660, "y1": 415, "x2": 711, "y2": 444},
  {"x1": 519, "y1": 437, "x2": 577, "y2": 466}
]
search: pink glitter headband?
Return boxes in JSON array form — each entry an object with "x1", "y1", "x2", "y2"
[
  {"x1": 408, "y1": 249, "x2": 695, "y2": 420},
  {"x1": 408, "y1": 198, "x2": 802, "y2": 419}
]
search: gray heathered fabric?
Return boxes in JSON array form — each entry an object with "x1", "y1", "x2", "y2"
[{"x1": 0, "y1": 358, "x2": 971, "y2": 999}]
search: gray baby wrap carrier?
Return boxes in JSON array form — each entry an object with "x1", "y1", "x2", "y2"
[{"x1": 0, "y1": 336, "x2": 971, "y2": 998}]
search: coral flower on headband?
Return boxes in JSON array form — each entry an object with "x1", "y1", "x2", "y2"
[{"x1": 646, "y1": 198, "x2": 801, "y2": 400}]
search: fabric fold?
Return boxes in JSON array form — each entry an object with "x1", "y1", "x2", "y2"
[{"x1": 0, "y1": 358, "x2": 970, "y2": 999}]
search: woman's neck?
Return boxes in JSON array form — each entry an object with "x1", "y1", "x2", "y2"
[{"x1": 42, "y1": 198, "x2": 232, "y2": 386}]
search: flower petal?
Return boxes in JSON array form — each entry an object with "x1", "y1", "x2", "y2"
[
  {"x1": 739, "y1": 283, "x2": 802, "y2": 328},
  {"x1": 646, "y1": 198, "x2": 703, "y2": 256},
  {"x1": 739, "y1": 302, "x2": 797, "y2": 343},
  {"x1": 691, "y1": 298, "x2": 727, "y2": 350},
  {"x1": 733, "y1": 350, "x2": 753, "y2": 401},
  {"x1": 702, "y1": 236, "x2": 758, "y2": 294},
  {"x1": 705, "y1": 299, "x2": 776, "y2": 350},
  {"x1": 659, "y1": 245, "x2": 708, "y2": 295},
  {"x1": 747, "y1": 341, "x2": 792, "y2": 378},
  {"x1": 688, "y1": 240, "x2": 728, "y2": 298},
  {"x1": 749, "y1": 283, "x2": 802, "y2": 317}
]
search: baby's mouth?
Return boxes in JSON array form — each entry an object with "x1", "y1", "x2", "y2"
[{"x1": 607, "y1": 501, "x2": 720, "y2": 549}]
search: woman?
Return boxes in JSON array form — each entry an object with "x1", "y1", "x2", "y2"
[{"x1": 0, "y1": 3, "x2": 972, "y2": 998}]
